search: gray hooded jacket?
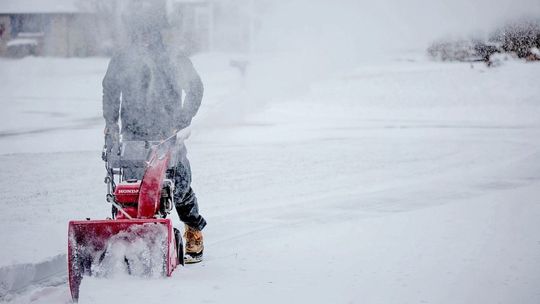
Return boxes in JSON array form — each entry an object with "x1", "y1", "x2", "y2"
[{"x1": 102, "y1": 44, "x2": 203, "y2": 139}]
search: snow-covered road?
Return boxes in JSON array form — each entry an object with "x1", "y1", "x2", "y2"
[{"x1": 1, "y1": 54, "x2": 539, "y2": 303}]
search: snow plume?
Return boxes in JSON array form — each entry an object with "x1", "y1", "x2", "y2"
[{"x1": 92, "y1": 224, "x2": 168, "y2": 278}]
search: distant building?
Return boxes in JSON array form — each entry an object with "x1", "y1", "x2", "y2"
[
  {"x1": 0, "y1": 0, "x2": 99, "y2": 57},
  {"x1": 0, "y1": 0, "x2": 259, "y2": 57}
]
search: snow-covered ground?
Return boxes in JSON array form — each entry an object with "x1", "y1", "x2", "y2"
[{"x1": 0, "y1": 53, "x2": 539, "y2": 303}]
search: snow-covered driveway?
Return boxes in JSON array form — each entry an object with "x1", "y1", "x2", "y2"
[{"x1": 1, "y1": 55, "x2": 539, "y2": 303}]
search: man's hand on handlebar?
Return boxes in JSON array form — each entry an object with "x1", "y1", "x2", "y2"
[{"x1": 104, "y1": 123, "x2": 120, "y2": 150}]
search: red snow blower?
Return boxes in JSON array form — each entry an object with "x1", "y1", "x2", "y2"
[{"x1": 67, "y1": 130, "x2": 189, "y2": 302}]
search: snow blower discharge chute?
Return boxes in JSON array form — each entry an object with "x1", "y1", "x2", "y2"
[{"x1": 68, "y1": 131, "x2": 189, "y2": 302}]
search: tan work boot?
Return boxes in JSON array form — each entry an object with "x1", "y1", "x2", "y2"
[{"x1": 184, "y1": 225, "x2": 204, "y2": 263}]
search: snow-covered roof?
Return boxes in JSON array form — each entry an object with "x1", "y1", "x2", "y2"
[
  {"x1": 0, "y1": 0, "x2": 82, "y2": 14},
  {"x1": 170, "y1": 0, "x2": 209, "y2": 4},
  {"x1": 6, "y1": 38, "x2": 38, "y2": 47}
]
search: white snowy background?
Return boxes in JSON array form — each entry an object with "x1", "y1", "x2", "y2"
[{"x1": 1, "y1": 0, "x2": 540, "y2": 303}]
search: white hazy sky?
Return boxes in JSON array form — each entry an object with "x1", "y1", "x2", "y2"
[
  {"x1": 254, "y1": 0, "x2": 540, "y2": 53},
  {"x1": 241, "y1": 0, "x2": 540, "y2": 103}
]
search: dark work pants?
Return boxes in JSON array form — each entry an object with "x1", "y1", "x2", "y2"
[{"x1": 173, "y1": 148, "x2": 207, "y2": 231}]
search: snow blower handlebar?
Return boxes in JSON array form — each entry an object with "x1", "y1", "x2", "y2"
[
  {"x1": 101, "y1": 127, "x2": 191, "y2": 217},
  {"x1": 102, "y1": 127, "x2": 191, "y2": 162}
]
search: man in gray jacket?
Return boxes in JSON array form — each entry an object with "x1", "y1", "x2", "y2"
[{"x1": 102, "y1": 0, "x2": 206, "y2": 263}]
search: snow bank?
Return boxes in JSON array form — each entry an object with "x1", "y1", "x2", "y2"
[{"x1": 0, "y1": 255, "x2": 66, "y2": 302}]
